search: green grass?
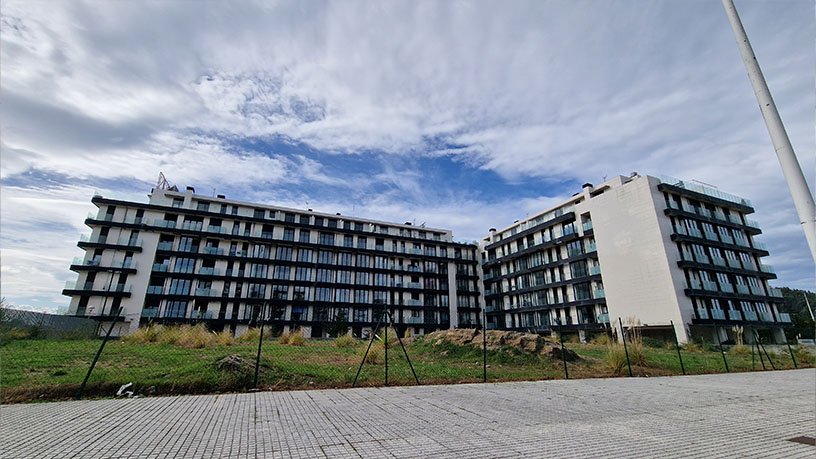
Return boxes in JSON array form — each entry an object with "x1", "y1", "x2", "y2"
[{"x1": 1, "y1": 337, "x2": 810, "y2": 403}]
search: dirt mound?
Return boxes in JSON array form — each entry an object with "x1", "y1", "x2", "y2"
[{"x1": 422, "y1": 329, "x2": 579, "y2": 360}]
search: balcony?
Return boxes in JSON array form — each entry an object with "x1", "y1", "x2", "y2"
[
  {"x1": 199, "y1": 267, "x2": 220, "y2": 275},
  {"x1": 758, "y1": 311, "x2": 773, "y2": 322},
  {"x1": 711, "y1": 309, "x2": 726, "y2": 320},
  {"x1": 206, "y1": 225, "x2": 227, "y2": 234},
  {"x1": 582, "y1": 221, "x2": 593, "y2": 232},
  {"x1": 696, "y1": 308, "x2": 709, "y2": 319},
  {"x1": 407, "y1": 282, "x2": 422, "y2": 289},
  {"x1": 592, "y1": 288, "x2": 605, "y2": 299},
  {"x1": 194, "y1": 288, "x2": 218, "y2": 296},
  {"x1": 404, "y1": 299, "x2": 422, "y2": 306},
  {"x1": 726, "y1": 258, "x2": 742, "y2": 269},
  {"x1": 597, "y1": 313, "x2": 610, "y2": 324},
  {"x1": 745, "y1": 219, "x2": 760, "y2": 229},
  {"x1": 404, "y1": 317, "x2": 423, "y2": 324},
  {"x1": 758, "y1": 264, "x2": 775, "y2": 274},
  {"x1": 689, "y1": 279, "x2": 702, "y2": 290},
  {"x1": 585, "y1": 243, "x2": 597, "y2": 253},
  {"x1": 719, "y1": 283, "x2": 734, "y2": 293},
  {"x1": 736, "y1": 284, "x2": 749, "y2": 295},
  {"x1": 203, "y1": 247, "x2": 223, "y2": 255},
  {"x1": 687, "y1": 228, "x2": 703, "y2": 238},
  {"x1": 703, "y1": 231, "x2": 719, "y2": 241},
  {"x1": 589, "y1": 265, "x2": 601, "y2": 276},
  {"x1": 410, "y1": 248, "x2": 423, "y2": 255},
  {"x1": 728, "y1": 310, "x2": 743, "y2": 321},
  {"x1": 191, "y1": 310, "x2": 214, "y2": 319},
  {"x1": 751, "y1": 240, "x2": 768, "y2": 251},
  {"x1": 157, "y1": 241, "x2": 174, "y2": 251},
  {"x1": 768, "y1": 287, "x2": 783, "y2": 298},
  {"x1": 749, "y1": 284, "x2": 764, "y2": 295},
  {"x1": 152, "y1": 263, "x2": 169, "y2": 272},
  {"x1": 743, "y1": 310, "x2": 758, "y2": 321},
  {"x1": 72, "y1": 256, "x2": 101, "y2": 266},
  {"x1": 146, "y1": 285, "x2": 164, "y2": 295},
  {"x1": 710, "y1": 256, "x2": 726, "y2": 267},
  {"x1": 141, "y1": 308, "x2": 159, "y2": 318},
  {"x1": 695, "y1": 255, "x2": 710, "y2": 264}
]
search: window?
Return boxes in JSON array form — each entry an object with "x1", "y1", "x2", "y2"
[
  {"x1": 253, "y1": 244, "x2": 270, "y2": 258},
  {"x1": 354, "y1": 308, "x2": 368, "y2": 322},
  {"x1": 337, "y1": 270, "x2": 353, "y2": 284},
  {"x1": 254, "y1": 209, "x2": 265, "y2": 219},
  {"x1": 317, "y1": 250, "x2": 334, "y2": 264},
  {"x1": 196, "y1": 201, "x2": 209, "y2": 211},
  {"x1": 373, "y1": 273, "x2": 388, "y2": 286},
  {"x1": 173, "y1": 258, "x2": 195, "y2": 273},
  {"x1": 373, "y1": 291, "x2": 387, "y2": 305},
  {"x1": 327, "y1": 219, "x2": 337, "y2": 229},
  {"x1": 275, "y1": 246, "x2": 292, "y2": 261},
  {"x1": 315, "y1": 287, "x2": 331, "y2": 302},
  {"x1": 356, "y1": 272, "x2": 369, "y2": 285},
  {"x1": 374, "y1": 256, "x2": 388, "y2": 269},
  {"x1": 168, "y1": 278, "x2": 192, "y2": 295},
  {"x1": 573, "y1": 282, "x2": 591, "y2": 301},
  {"x1": 299, "y1": 230, "x2": 310, "y2": 243},
  {"x1": 295, "y1": 267, "x2": 312, "y2": 281},
  {"x1": 334, "y1": 288, "x2": 350, "y2": 302},
  {"x1": 299, "y1": 215, "x2": 310, "y2": 225},
  {"x1": 248, "y1": 283, "x2": 266, "y2": 298},
  {"x1": 357, "y1": 237, "x2": 367, "y2": 249},
  {"x1": 354, "y1": 222, "x2": 363, "y2": 231},
  {"x1": 285, "y1": 213, "x2": 296, "y2": 223},
  {"x1": 293, "y1": 286, "x2": 309, "y2": 301},
  {"x1": 178, "y1": 237, "x2": 198, "y2": 252},
  {"x1": 248, "y1": 263, "x2": 268, "y2": 278},
  {"x1": 355, "y1": 290, "x2": 369, "y2": 303},
  {"x1": 337, "y1": 252, "x2": 353, "y2": 266},
  {"x1": 272, "y1": 285, "x2": 288, "y2": 300},
  {"x1": 356, "y1": 254, "x2": 370, "y2": 268},
  {"x1": 570, "y1": 261, "x2": 588, "y2": 278},
  {"x1": 273, "y1": 266, "x2": 290, "y2": 280},
  {"x1": 172, "y1": 198, "x2": 184, "y2": 208},
  {"x1": 291, "y1": 306, "x2": 306, "y2": 321},
  {"x1": 297, "y1": 248, "x2": 313, "y2": 263},
  {"x1": 165, "y1": 301, "x2": 187, "y2": 318},
  {"x1": 314, "y1": 217, "x2": 324, "y2": 227},
  {"x1": 316, "y1": 269, "x2": 334, "y2": 283},
  {"x1": 344, "y1": 235, "x2": 354, "y2": 247},
  {"x1": 283, "y1": 228, "x2": 295, "y2": 241},
  {"x1": 566, "y1": 240, "x2": 583, "y2": 257}
]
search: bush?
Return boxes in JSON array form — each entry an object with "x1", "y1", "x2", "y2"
[
  {"x1": 335, "y1": 333, "x2": 356, "y2": 348},
  {"x1": 215, "y1": 330, "x2": 234, "y2": 346},
  {"x1": 175, "y1": 324, "x2": 217, "y2": 348},
  {"x1": 278, "y1": 330, "x2": 291, "y2": 345},
  {"x1": 237, "y1": 327, "x2": 261, "y2": 343},
  {"x1": 362, "y1": 345, "x2": 381, "y2": 364},
  {"x1": 566, "y1": 334, "x2": 581, "y2": 344},
  {"x1": 121, "y1": 324, "x2": 160, "y2": 344},
  {"x1": 683, "y1": 341, "x2": 702, "y2": 353},
  {"x1": 628, "y1": 342, "x2": 648, "y2": 366},
  {"x1": 377, "y1": 327, "x2": 398, "y2": 349}
]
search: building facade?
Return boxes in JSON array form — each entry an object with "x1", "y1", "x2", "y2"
[
  {"x1": 63, "y1": 187, "x2": 481, "y2": 337},
  {"x1": 481, "y1": 174, "x2": 791, "y2": 344}
]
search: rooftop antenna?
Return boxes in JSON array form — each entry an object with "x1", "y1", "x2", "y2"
[
  {"x1": 722, "y1": 0, "x2": 816, "y2": 262},
  {"x1": 156, "y1": 172, "x2": 179, "y2": 192}
]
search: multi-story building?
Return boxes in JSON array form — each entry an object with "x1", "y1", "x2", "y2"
[
  {"x1": 63, "y1": 186, "x2": 482, "y2": 337},
  {"x1": 481, "y1": 174, "x2": 792, "y2": 344}
]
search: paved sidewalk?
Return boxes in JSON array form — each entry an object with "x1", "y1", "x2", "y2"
[{"x1": 2, "y1": 369, "x2": 814, "y2": 458}]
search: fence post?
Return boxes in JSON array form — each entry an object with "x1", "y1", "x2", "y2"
[
  {"x1": 751, "y1": 336, "x2": 755, "y2": 370},
  {"x1": 754, "y1": 330, "x2": 767, "y2": 370},
  {"x1": 755, "y1": 330, "x2": 776, "y2": 370},
  {"x1": 75, "y1": 307, "x2": 121, "y2": 400},
  {"x1": 254, "y1": 303, "x2": 266, "y2": 389},
  {"x1": 716, "y1": 326, "x2": 729, "y2": 373},
  {"x1": 384, "y1": 307, "x2": 388, "y2": 386},
  {"x1": 783, "y1": 330, "x2": 797, "y2": 369},
  {"x1": 482, "y1": 307, "x2": 487, "y2": 383},
  {"x1": 557, "y1": 319, "x2": 568, "y2": 379},
  {"x1": 670, "y1": 320, "x2": 685, "y2": 375},
  {"x1": 618, "y1": 317, "x2": 632, "y2": 377}
]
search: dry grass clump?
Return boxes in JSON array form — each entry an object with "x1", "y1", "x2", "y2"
[
  {"x1": 794, "y1": 347, "x2": 815, "y2": 365},
  {"x1": 287, "y1": 329, "x2": 306, "y2": 346},
  {"x1": 122, "y1": 324, "x2": 222, "y2": 348},
  {"x1": 121, "y1": 324, "x2": 161, "y2": 344},
  {"x1": 335, "y1": 333, "x2": 356, "y2": 348},
  {"x1": 361, "y1": 345, "x2": 382, "y2": 364},
  {"x1": 236, "y1": 327, "x2": 261, "y2": 343},
  {"x1": 605, "y1": 345, "x2": 628, "y2": 374},
  {"x1": 683, "y1": 341, "x2": 702, "y2": 353},
  {"x1": 591, "y1": 334, "x2": 610, "y2": 346},
  {"x1": 176, "y1": 324, "x2": 217, "y2": 348},
  {"x1": 729, "y1": 345, "x2": 750, "y2": 355},
  {"x1": 215, "y1": 330, "x2": 234, "y2": 346},
  {"x1": 377, "y1": 327, "x2": 398, "y2": 348}
]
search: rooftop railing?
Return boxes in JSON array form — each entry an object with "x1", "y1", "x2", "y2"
[{"x1": 656, "y1": 175, "x2": 752, "y2": 207}]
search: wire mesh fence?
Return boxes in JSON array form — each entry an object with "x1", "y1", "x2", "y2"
[{"x1": 1, "y1": 309, "x2": 812, "y2": 404}]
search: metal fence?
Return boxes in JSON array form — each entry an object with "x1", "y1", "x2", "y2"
[
  {"x1": 0, "y1": 308, "x2": 810, "y2": 404},
  {"x1": 0, "y1": 307, "x2": 96, "y2": 338}
]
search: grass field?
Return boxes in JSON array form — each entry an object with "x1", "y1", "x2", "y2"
[{"x1": 1, "y1": 334, "x2": 810, "y2": 404}]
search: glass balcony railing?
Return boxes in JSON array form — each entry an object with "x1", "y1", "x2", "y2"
[
  {"x1": 191, "y1": 311, "x2": 214, "y2": 319},
  {"x1": 711, "y1": 256, "x2": 726, "y2": 266},
  {"x1": 72, "y1": 256, "x2": 101, "y2": 266},
  {"x1": 702, "y1": 280, "x2": 719, "y2": 291},
  {"x1": 689, "y1": 279, "x2": 702, "y2": 290},
  {"x1": 726, "y1": 258, "x2": 742, "y2": 269},
  {"x1": 404, "y1": 317, "x2": 423, "y2": 324},
  {"x1": 585, "y1": 243, "x2": 597, "y2": 253},
  {"x1": 743, "y1": 310, "x2": 758, "y2": 321},
  {"x1": 744, "y1": 219, "x2": 760, "y2": 229},
  {"x1": 703, "y1": 231, "x2": 719, "y2": 241},
  {"x1": 696, "y1": 308, "x2": 709, "y2": 319},
  {"x1": 154, "y1": 220, "x2": 177, "y2": 229},
  {"x1": 592, "y1": 288, "x2": 605, "y2": 299},
  {"x1": 758, "y1": 264, "x2": 775, "y2": 273},
  {"x1": 736, "y1": 284, "x2": 750, "y2": 295},
  {"x1": 656, "y1": 176, "x2": 753, "y2": 207},
  {"x1": 711, "y1": 309, "x2": 726, "y2": 320},
  {"x1": 407, "y1": 282, "x2": 422, "y2": 289},
  {"x1": 199, "y1": 267, "x2": 220, "y2": 275},
  {"x1": 152, "y1": 263, "x2": 169, "y2": 272},
  {"x1": 768, "y1": 287, "x2": 783, "y2": 298},
  {"x1": 206, "y1": 225, "x2": 227, "y2": 234},
  {"x1": 720, "y1": 234, "x2": 734, "y2": 244},
  {"x1": 597, "y1": 313, "x2": 610, "y2": 324},
  {"x1": 146, "y1": 285, "x2": 164, "y2": 295},
  {"x1": 758, "y1": 311, "x2": 773, "y2": 322},
  {"x1": 778, "y1": 313, "x2": 791, "y2": 323},
  {"x1": 141, "y1": 308, "x2": 159, "y2": 318},
  {"x1": 582, "y1": 221, "x2": 593, "y2": 232},
  {"x1": 719, "y1": 283, "x2": 734, "y2": 293},
  {"x1": 203, "y1": 247, "x2": 223, "y2": 255},
  {"x1": 749, "y1": 284, "x2": 764, "y2": 295},
  {"x1": 589, "y1": 265, "x2": 601, "y2": 276},
  {"x1": 728, "y1": 310, "x2": 742, "y2": 321},
  {"x1": 404, "y1": 299, "x2": 422, "y2": 306}
]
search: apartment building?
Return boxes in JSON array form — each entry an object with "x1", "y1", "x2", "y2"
[
  {"x1": 481, "y1": 174, "x2": 791, "y2": 344},
  {"x1": 63, "y1": 187, "x2": 481, "y2": 337}
]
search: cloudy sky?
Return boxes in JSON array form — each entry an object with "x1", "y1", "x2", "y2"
[{"x1": 1, "y1": 0, "x2": 813, "y2": 312}]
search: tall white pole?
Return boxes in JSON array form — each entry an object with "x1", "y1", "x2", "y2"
[{"x1": 721, "y1": 0, "x2": 816, "y2": 263}]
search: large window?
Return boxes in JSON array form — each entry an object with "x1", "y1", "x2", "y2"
[
  {"x1": 275, "y1": 246, "x2": 292, "y2": 261},
  {"x1": 173, "y1": 258, "x2": 195, "y2": 273},
  {"x1": 344, "y1": 235, "x2": 354, "y2": 247},
  {"x1": 168, "y1": 278, "x2": 191, "y2": 295},
  {"x1": 293, "y1": 286, "x2": 309, "y2": 301},
  {"x1": 295, "y1": 267, "x2": 312, "y2": 281},
  {"x1": 165, "y1": 301, "x2": 188, "y2": 318},
  {"x1": 317, "y1": 250, "x2": 334, "y2": 264},
  {"x1": 316, "y1": 269, "x2": 334, "y2": 283},
  {"x1": 566, "y1": 240, "x2": 583, "y2": 257},
  {"x1": 315, "y1": 287, "x2": 331, "y2": 302},
  {"x1": 373, "y1": 273, "x2": 388, "y2": 286},
  {"x1": 355, "y1": 272, "x2": 369, "y2": 285},
  {"x1": 354, "y1": 290, "x2": 369, "y2": 303},
  {"x1": 299, "y1": 230, "x2": 310, "y2": 243},
  {"x1": 356, "y1": 254, "x2": 370, "y2": 268},
  {"x1": 569, "y1": 260, "x2": 588, "y2": 278},
  {"x1": 353, "y1": 308, "x2": 368, "y2": 322},
  {"x1": 272, "y1": 285, "x2": 288, "y2": 300},
  {"x1": 283, "y1": 228, "x2": 295, "y2": 241},
  {"x1": 297, "y1": 248, "x2": 313, "y2": 263},
  {"x1": 273, "y1": 266, "x2": 290, "y2": 280},
  {"x1": 337, "y1": 270, "x2": 353, "y2": 284},
  {"x1": 334, "y1": 288, "x2": 351, "y2": 303},
  {"x1": 319, "y1": 232, "x2": 335, "y2": 245},
  {"x1": 337, "y1": 252, "x2": 353, "y2": 266}
]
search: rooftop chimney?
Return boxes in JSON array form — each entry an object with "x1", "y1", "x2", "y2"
[{"x1": 186, "y1": 186, "x2": 195, "y2": 193}]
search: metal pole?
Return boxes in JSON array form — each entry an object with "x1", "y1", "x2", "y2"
[
  {"x1": 754, "y1": 330, "x2": 767, "y2": 370},
  {"x1": 716, "y1": 326, "x2": 729, "y2": 373},
  {"x1": 352, "y1": 308, "x2": 385, "y2": 387},
  {"x1": 76, "y1": 307, "x2": 121, "y2": 400},
  {"x1": 389, "y1": 310, "x2": 420, "y2": 385},
  {"x1": 670, "y1": 320, "x2": 685, "y2": 375},
  {"x1": 722, "y1": 0, "x2": 816, "y2": 262},
  {"x1": 784, "y1": 330, "x2": 797, "y2": 369},
  {"x1": 751, "y1": 333, "x2": 755, "y2": 370},
  {"x1": 756, "y1": 330, "x2": 776, "y2": 370},
  {"x1": 384, "y1": 307, "x2": 388, "y2": 386},
  {"x1": 557, "y1": 319, "x2": 568, "y2": 379},
  {"x1": 482, "y1": 307, "x2": 487, "y2": 383},
  {"x1": 619, "y1": 317, "x2": 632, "y2": 377},
  {"x1": 254, "y1": 303, "x2": 266, "y2": 389}
]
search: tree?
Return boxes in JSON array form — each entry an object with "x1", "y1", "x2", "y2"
[
  {"x1": 326, "y1": 309, "x2": 349, "y2": 337},
  {"x1": 780, "y1": 287, "x2": 815, "y2": 340}
]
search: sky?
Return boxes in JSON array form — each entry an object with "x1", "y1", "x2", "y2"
[{"x1": 1, "y1": 0, "x2": 813, "y2": 313}]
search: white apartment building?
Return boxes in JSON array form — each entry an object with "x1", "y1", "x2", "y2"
[
  {"x1": 481, "y1": 174, "x2": 791, "y2": 344},
  {"x1": 63, "y1": 186, "x2": 482, "y2": 337}
]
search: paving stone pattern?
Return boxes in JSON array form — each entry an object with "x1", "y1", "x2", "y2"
[{"x1": 2, "y1": 369, "x2": 814, "y2": 458}]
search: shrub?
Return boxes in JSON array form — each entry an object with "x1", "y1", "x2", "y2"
[
  {"x1": 122, "y1": 324, "x2": 160, "y2": 344},
  {"x1": 288, "y1": 329, "x2": 306, "y2": 346},
  {"x1": 794, "y1": 347, "x2": 815, "y2": 365},
  {"x1": 215, "y1": 330, "x2": 234, "y2": 346},
  {"x1": 237, "y1": 327, "x2": 261, "y2": 343},
  {"x1": 628, "y1": 342, "x2": 648, "y2": 366},
  {"x1": 606, "y1": 345, "x2": 629, "y2": 374},
  {"x1": 683, "y1": 341, "x2": 702, "y2": 353},
  {"x1": 729, "y1": 345, "x2": 750, "y2": 355},
  {"x1": 176, "y1": 324, "x2": 216, "y2": 348},
  {"x1": 377, "y1": 327, "x2": 398, "y2": 349},
  {"x1": 278, "y1": 330, "x2": 291, "y2": 345},
  {"x1": 403, "y1": 328, "x2": 412, "y2": 339},
  {"x1": 156, "y1": 325, "x2": 184, "y2": 345},
  {"x1": 335, "y1": 333, "x2": 356, "y2": 348},
  {"x1": 362, "y1": 345, "x2": 381, "y2": 364},
  {"x1": 566, "y1": 334, "x2": 581, "y2": 344}
]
